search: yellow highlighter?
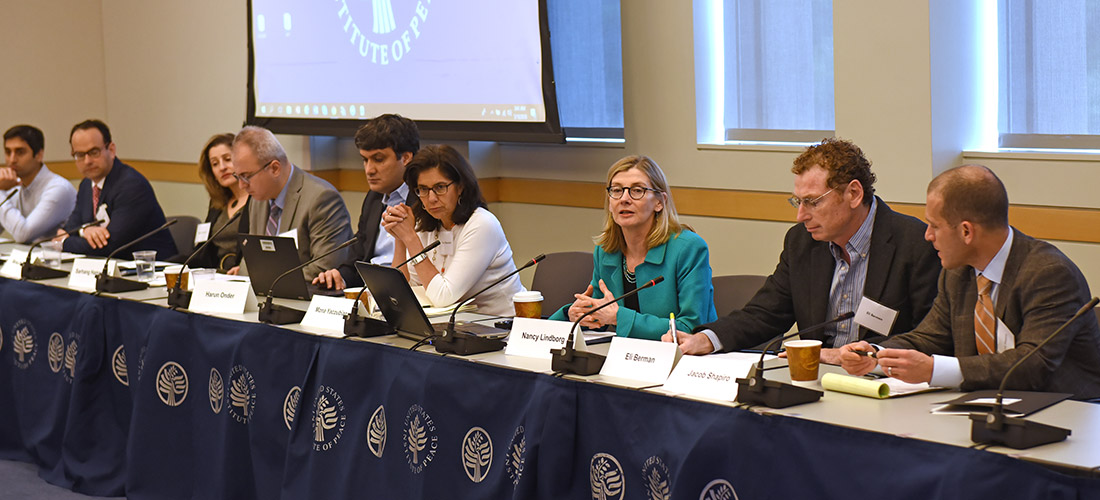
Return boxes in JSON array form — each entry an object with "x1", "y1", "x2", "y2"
[{"x1": 670, "y1": 313, "x2": 677, "y2": 343}]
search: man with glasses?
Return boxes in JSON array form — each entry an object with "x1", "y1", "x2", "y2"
[
  {"x1": 312, "y1": 114, "x2": 419, "y2": 290},
  {"x1": 56, "y1": 119, "x2": 176, "y2": 257},
  {"x1": 231, "y1": 126, "x2": 352, "y2": 283},
  {"x1": 1, "y1": 125, "x2": 76, "y2": 243},
  {"x1": 667, "y1": 138, "x2": 940, "y2": 363}
]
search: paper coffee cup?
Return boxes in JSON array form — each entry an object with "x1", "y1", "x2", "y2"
[
  {"x1": 513, "y1": 290, "x2": 544, "y2": 319},
  {"x1": 164, "y1": 266, "x2": 188, "y2": 290},
  {"x1": 784, "y1": 339, "x2": 822, "y2": 382},
  {"x1": 344, "y1": 287, "x2": 371, "y2": 311}
]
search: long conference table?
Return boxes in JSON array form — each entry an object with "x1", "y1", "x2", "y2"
[{"x1": 2, "y1": 245, "x2": 1100, "y2": 499}]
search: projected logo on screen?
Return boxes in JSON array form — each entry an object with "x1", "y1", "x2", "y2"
[{"x1": 336, "y1": 0, "x2": 429, "y2": 65}]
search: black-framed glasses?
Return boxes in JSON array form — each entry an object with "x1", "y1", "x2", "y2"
[
  {"x1": 787, "y1": 188, "x2": 835, "y2": 209},
  {"x1": 415, "y1": 181, "x2": 454, "y2": 198},
  {"x1": 232, "y1": 159, "x2": 275, "y2": 184},
  {"x1": 72, "y1": 147, "x2": 104, "y2": 161},
  {"x1": 607, "y1": 185, "x2": 660, "y2": 200}
]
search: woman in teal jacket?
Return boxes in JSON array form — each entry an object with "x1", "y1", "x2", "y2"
[{"x1": 549, "y1": 156, "x2": 717, "y2": 340}]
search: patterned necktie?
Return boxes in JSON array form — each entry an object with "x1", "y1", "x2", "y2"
[
  {"x1": 267, "y1": 202, "x2": 281, "y2": 236},
  {"x1": 974, "y1": 275, "x2": 996, "y2": 355},
  {"x1": 92, "y1": 185, "x2": 101, "y2": 213}
]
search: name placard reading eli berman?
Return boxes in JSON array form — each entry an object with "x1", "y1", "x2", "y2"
[
  {"x1": 599, "y1": 336, "x2": 682, "y2": 385},
  {"x1": 189, "y1": 279, "x2": 258, "y2": 314},
  {"x1": 504, "y1": 317, "x2": 574, "y2": 359},
  {"x1": 661, "y1": 355, "x2": 756, "y2": 401},
  {"x1": 300, "y1": 295, "x2": 356, "y2": 334},
  {"x1": 68, "y1": 258, "x2": 113, "y2": 291}
]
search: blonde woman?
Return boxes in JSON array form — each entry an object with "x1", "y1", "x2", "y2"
[{"x1": 549, "y1": 156, "x2": 716, "y2": 339}]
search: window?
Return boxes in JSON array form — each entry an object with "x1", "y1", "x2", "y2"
[
  {"x1": 999, "y1": 0, "x2": 1100, "y2": 149},
  {"x1": 547, "y1": 0, "x2": 625, "y2": 141},
  {"x1": 695, "y1": 0, "x2": 834, "y2": 144}
]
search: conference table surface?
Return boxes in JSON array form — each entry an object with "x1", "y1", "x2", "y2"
[{"x1": 4, "y1": 242, "x2": 1100, "y2": 499}]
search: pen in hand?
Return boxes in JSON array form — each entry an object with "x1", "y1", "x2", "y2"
[{"x1": 851, "y1": 349, "x2": 877, "y2": 359}]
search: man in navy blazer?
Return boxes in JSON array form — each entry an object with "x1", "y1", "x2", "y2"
[
  {"x1": 313, "y1": 114, "x2": 419, "y2": 290},
  {"x1": 57, "y1": 120, "x2": 176, "y2": 257}
]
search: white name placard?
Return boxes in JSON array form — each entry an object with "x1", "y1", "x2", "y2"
[
  {"x1": 0, "y1": 249, "x2": 29, "y2": 279},
  {"x1": 661, "y1": 354, "x2": 758, "y2": 401},
  {"x1": 504, "y1": 317, "x2": 574, "y2": 359},
  {"x1": 68, "y1": 258, "x2": 114, "y2": 291},
  {"x1": 194, "y1": 222, "x2": 211, "y2": 245},
  {"x1": 599, "y1": 337, "x2": 682, "y2": 384},
  {"x1": 300, "y1": 295, "x2": 356, "y2": 333},
  {"x1": 189, "y1": 279, "x2": 258, "y2": 314}
]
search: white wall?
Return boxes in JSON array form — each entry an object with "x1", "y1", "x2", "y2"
[{"x1": 4, "y1": 1, "x2": 1100, "y2": 288}]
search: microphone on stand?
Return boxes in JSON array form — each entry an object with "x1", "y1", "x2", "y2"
[
  {"x1": 551, "y1": 276, "x2": 665, "y2": 376},
  {"x1": 734, "y1": 311, "x2": 854, "y2": 408},
  {"x1": 94, "y1": 219, "x2": 178, "y2": 294},
  {"x1": 433, "y1": 254, "x2": 545, "y2": 355},
  {"x1": 258, "y1": 236, "x2": 358, "y2": 325},
  {"x1": 343, "y1": 240, "x2": 440, "y2": 338},
  {"x1": 167, "y1": 210, "x2": 243, "y2": 309},
  {"x1": 22, "y1": 219, "x2": 105, "y2": 280},
  {"x1": 969, "y1": 297, "x2": 1099, "y2": 449}
]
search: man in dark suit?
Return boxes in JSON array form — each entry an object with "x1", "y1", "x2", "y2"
[
  {"x1": 667, "y1": 138, "x2": 941, "y2": 364},
  {"x1": 57, "y1": 119, "x2": 176, "y2": 257},
  {"x1": 231, "y1": 126, "x2": 353, "y2": 282},
  {"x1": 313, "y1": 114, "x2": 419, "y2": 290},
  {"x1": 840, "y1": 165, "x2": 1100, "y2": 399}
]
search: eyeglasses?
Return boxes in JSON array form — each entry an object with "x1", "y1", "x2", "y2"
[
  {"x1": 232, "y1": 159, "x2": 275, "y2": 184},
  {"x1": 415, "y1": 181, "x2": 454, "y2": 198},
  {"x1": 787, "y1": 188, "x2": 835, "y2": 209},
  {"x1": 607, "y1": 185, "x2": 660, "y2": 200},
  {"x1": 72, "y1": 147, "x2": 104, "y2": 161}
]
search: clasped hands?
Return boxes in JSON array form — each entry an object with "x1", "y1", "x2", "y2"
[{"x1": 567, "y1": 280, "x2": 618, "y2": 329}]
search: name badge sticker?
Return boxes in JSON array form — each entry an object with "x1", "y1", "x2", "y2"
[
  {"x1": 600, "y1": 337, "x2": 681, "y2": 384},
  {"x1": 301, "y1": 295, "x2": 356, "y2": 334},
  {"x1": 854, "y1": 296, "x2": 899, "y2": 335},
  {"x1": 194, "y1": 222, "x2": 211, "y2": 244}
]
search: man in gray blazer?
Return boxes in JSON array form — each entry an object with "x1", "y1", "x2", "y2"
[
  {"x1": 230, "y1": 126, "x2": 353, "y2": 282},
  {"x1": 840, "y1": 165, "x2": 1100, "y2": 399}
]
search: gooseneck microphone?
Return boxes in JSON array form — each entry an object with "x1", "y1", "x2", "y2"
[
  {"x1": 551, "y1": 276, "x2": 665, "y2": 376},
  {"x1": 433, "y1": 254, "x2": 546, "y2": 355},
  {"x1": 343, "y1": 240, "x2": 441, "y2": 338},
  {"x1": 734, "y1": 311, "x2": 854, "y2": 409},
  {"x1": 970, "y1": 296, "x2": 1099, "y2": 449},
  {"x1": 21, "y1": 219, "x2": 105, "y2": 280},
  {"x1": 167, "y1": 210, "x2": 244, "y2": 309},
  {"x1": 258, "y1": 236, "x2": 359, "y2": 325},
  {"x1": 95, "y1": 219, "x2": 179, "y2": 294}
]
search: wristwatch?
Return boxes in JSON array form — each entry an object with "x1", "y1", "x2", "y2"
[{"x1": 408, "y1": 252, "x2": 429, "y2": 266}]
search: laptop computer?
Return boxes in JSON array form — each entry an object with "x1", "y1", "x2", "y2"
[
  {"x1": 354, "y1": 261, "x2": 507, "y2": 341},
  {"x1": 238, "y1": 235, "x2": 312, "y2": 300}
]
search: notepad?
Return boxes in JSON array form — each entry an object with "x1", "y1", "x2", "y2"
[{"x1": 821, "y1": 373, "x2": 943, "y2": 399}]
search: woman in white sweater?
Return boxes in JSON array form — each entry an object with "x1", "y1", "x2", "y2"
[{"x1": 382, "y1": 144, "x2": 524, "y2": 316}]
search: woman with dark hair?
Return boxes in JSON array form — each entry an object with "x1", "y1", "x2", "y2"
[
  {"x1": 193, "y1": 133, "x2": 250, "y2": 271},
  {"x1": 382, "y1": 144, "x2": 523, "y2": 316}
]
